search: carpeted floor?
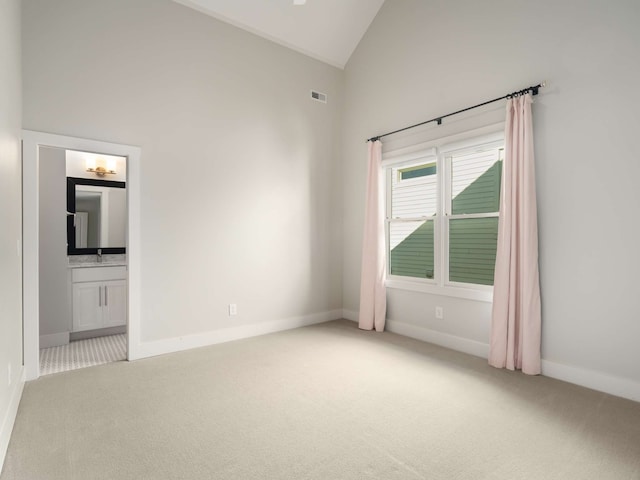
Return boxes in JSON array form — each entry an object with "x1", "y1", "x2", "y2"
[
  {"x1": 2, "y1": 320, "x2": 639, "y2": 479},
  {"x1": 39, "y1": 334, "x2": 127, "y2": 375}
]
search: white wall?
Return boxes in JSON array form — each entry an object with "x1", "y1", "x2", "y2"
[
  {"x1": 0, "y1": 0, "x2": 23, "y2": 467},
  {"x1": 343, "y1": 0, "x2": 640, "y2": 391},
  {"x1": 23, "y1": 0, "x2": 344, "y2": 344},
  {"x1": 39, "y1": 147, "x2": 71, "y2": 346}
]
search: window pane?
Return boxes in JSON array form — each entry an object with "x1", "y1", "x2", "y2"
[
  {"x1": 391, "y1": 162, "x2": 437, "y2": 219},
  {"x1": 389, "y1": 220, "x2": 434, "y2": 279},
  {"x1": 451, "y1": 148, "x2": 502, "y2": 215},
  {"x1": 449, "y1": 217, "x2": 498, "y2": 285},
  {"x1": 399, "y1": 164, "x2": 437, "y2": 180}
]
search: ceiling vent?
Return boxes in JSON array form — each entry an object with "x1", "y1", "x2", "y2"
[{"x1": 311, "y1": 90, "x2": 327, "y2": 104}]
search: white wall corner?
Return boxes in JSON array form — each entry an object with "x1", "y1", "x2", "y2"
[
  {"x1": 342, "y1": 309, "x2": 358, "y2": 322},
  {"x1": 134, "y1": 310, "x2": 343, "y2": 360},
  {"x1": 541, "y1": 360, "x2": 640, "y2": 404},
  {"x1": 0, "y1": 366, "x2": 25, "y2": 472},
  {"x1": 39, "y1": 332, "x2": 69, "y2": 349}
]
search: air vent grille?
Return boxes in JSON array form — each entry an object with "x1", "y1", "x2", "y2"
[{"x1": 311, "y1": 90, "x2": 327, "y2": 103}]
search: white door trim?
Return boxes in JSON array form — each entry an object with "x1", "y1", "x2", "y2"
[{"x1": 22, "y1": 130, "x2": 142, "y2": 380}]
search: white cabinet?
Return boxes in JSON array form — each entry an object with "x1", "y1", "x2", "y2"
[
  {"x1": 103, "y1": 280, "x2": 127, "y2": 328},
  {"x1": 72, "y1": 281, "x2": 103, "y2": 332},
  {"x1": 71, "y1": 266, "x2": 127, "y2": 332}
]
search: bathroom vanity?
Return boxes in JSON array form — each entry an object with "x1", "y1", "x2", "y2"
[
  {"x1": 66, "y1": 174, "x2": 128, "y2": 334},
  {"x1": 69, "y1": 264, "x2": 127, "y2": 332}
]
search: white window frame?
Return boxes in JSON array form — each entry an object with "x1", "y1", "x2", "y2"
[{"x1": 383, "y1": 124, "x2": 504, "y2": 302}]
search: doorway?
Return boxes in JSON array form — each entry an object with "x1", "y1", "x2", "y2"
[
  {"x1": 22, "y1": 131, "x2": 142, "y2": 381},
  {"x1": 38, "y1": 146, "x2": 127, "y2": 374}
]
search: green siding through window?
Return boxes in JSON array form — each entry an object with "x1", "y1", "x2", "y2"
[
  {"x1": 390, "y1": 159, "x2": 501, "y2": 285},
  {"x1": 389, "y1": 220, "x2": 434, "y2": 279},
  {"x1": 449, "y1": 218, "x2": 498, "y2": 285},
  {"x1": 452, "y1": 161, "x2": 502, "y2": 214}
]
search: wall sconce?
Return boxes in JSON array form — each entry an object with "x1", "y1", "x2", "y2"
[{"x1": 86, "y1": 157, "x2": 116, "y2": 176}]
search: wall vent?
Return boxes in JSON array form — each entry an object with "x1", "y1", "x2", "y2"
[{"x1": 311, "y1": 90, "x2": 327, "y2": 103}]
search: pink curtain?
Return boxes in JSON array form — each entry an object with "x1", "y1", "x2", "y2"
[
  {"x1": 489, "y1": 94, "x2": 542, "y2": 374},
  {"x1": 359, "y1": 140, "x2": 387, "y2": 331}
]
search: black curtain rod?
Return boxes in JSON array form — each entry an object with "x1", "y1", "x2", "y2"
[{"x1": 366, "y1": 82, "x2": 546, "y2": 143}]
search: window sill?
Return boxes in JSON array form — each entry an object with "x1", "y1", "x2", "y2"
[{"x1": 385, "y1": 278, "x2": 493, "y2": 303}]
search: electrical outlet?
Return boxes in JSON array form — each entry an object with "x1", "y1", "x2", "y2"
[
  {"x1": 7, "y1": 364, "x2": 11, "y2": 387},
  {"x1": 228, "y1": 304, "x2": 237, "y2": 316},
  {"x1": 435, "y1": 306, "x2": 444, "y2": 319}
]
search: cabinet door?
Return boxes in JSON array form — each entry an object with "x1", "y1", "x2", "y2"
[
  {"x1": 72, "y1": 281, "x2": 104, "y2": 332},
  {"x1": 103, "y1": 280, "x2": 127, "y2": 328}
]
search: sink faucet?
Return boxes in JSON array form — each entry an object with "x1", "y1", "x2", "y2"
[{"x1": 97, "y1": 249, "x2": 103, "y2": 263}]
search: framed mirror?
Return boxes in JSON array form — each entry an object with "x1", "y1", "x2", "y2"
[{"x1": 66, "y1": 177, "x2": 126, "y2": 255}]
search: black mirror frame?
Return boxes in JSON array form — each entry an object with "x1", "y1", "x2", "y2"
[{"x1": 67, "y1": 176, "x2": 126, "y2": 255}]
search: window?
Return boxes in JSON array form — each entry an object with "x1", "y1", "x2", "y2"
[
  {"x1": 385, "y1": 127, "x2": 504, "y2": 299},
  {"x1": 388, "y1": 154, "x2": 438, "y2": 280}
]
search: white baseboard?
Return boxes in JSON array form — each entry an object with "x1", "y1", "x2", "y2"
[
  {"x1": 39, "y1": 332, "x2": 69, "y2": 348},
  {"x1": 134, "y1": 310, "x2": 343, "y2": 360},
  {"x1": 342, "y1": 312, "x2": 489, "y2": 358},
  {"x1": 0, "y1": 366, "x2": 24, "y2": 473},
  {"x1": 541, "y1": 360, "x2": 640, "y2": 403},
  {"x1": 349, "y1": 311, "x2": 640, "y2": 403},
  {"x1": 385, "y1": 318, "x2": 490, "y2": 359}
]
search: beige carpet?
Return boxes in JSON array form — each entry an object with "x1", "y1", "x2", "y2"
[{"x1": 2, "y1": 320, "x2": 639, "y2": 480}]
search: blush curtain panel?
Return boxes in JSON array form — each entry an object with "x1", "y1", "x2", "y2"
[
  {"x1": 359, "y1": 140, "x2": 387, "y2": 331},
  {"x1": 489, "y1": 94, "x2": 542, "y2": 374}
]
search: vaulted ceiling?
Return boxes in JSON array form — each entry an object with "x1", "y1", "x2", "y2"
[{"x1": 173, "y1": 0, "x2": 385, "y2": 69}]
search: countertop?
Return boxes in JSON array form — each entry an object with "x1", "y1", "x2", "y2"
[{"x1": 68, "y1": 262, "x2": 128, "y2": 269}]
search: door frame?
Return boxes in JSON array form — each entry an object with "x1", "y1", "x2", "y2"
[{"x1": 22, "y1": 130, "x2": 142, "y2": 380}]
